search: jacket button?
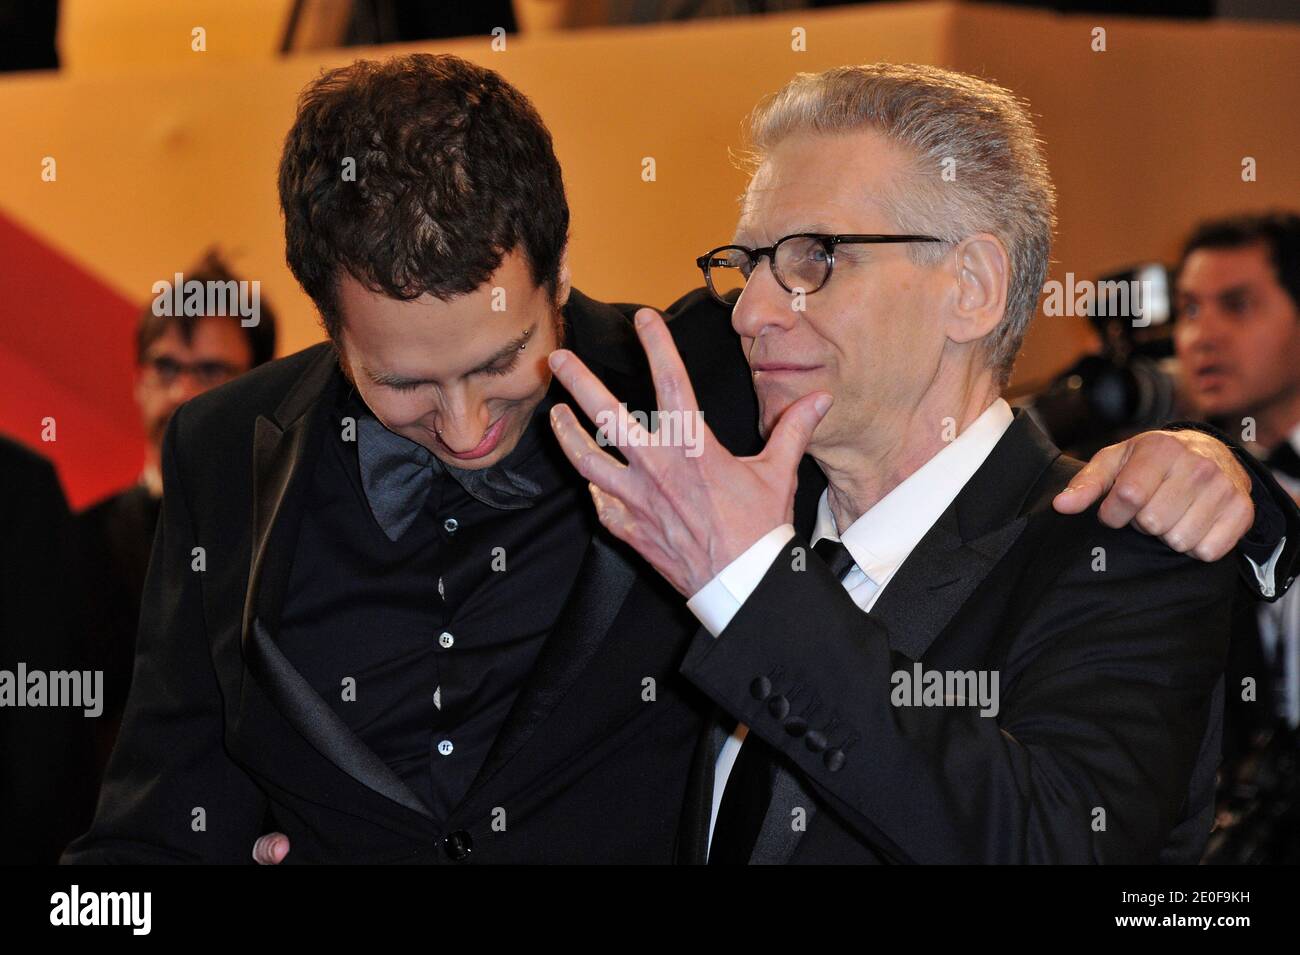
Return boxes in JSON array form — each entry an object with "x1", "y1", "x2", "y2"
[
  {"x1": 443, "y1": 830, "x2": 473, "y2": 862},
  {"x1": 783, "y1": 716, "x2": 807, "y2": 737},
  {"x1": 767, "y1": 695, "x2": 789, "y2": 720},
  {"x1": 804, "y1": 730, "x2": 827, "y2": 753},
  {"x1": 749, "y1": 676, "x2": 772, "y2": 701},
  {"x1": 824, "y1": 748, "x2": 846, "y2": 773}
]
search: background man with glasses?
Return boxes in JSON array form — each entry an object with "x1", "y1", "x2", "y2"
[
  {"x1": 546, "y1": 63, "x2": 1300, "y2": 863},
  {"x1": 75, "y1": 249, "x2": 277, "y2": 789}
]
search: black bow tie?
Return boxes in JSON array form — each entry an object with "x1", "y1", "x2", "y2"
[{"x1": 356, "y1": 412, "x2": 545, "y2": 542}]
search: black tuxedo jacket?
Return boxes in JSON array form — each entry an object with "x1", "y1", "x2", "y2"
[
  {"x1": 676, "y1": 411, "x2": 1245, "y2": 864},
  {"x1": 62, "y1": 289, "x2": 761, "y2": 864}
]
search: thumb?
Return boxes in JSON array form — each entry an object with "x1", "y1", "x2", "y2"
[
  {"x1": 1053, "y1": 442, "x2": 1123, "y2": 514},
  {"x1": 766, "y1": 392, "x2": 832, "y2": 472},
  {"x1": 253, "y1": 832, "x2": 290, "y2": 865}
]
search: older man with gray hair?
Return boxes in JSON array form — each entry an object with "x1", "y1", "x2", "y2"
[{"x1": 547, "y1": 62, "x2": 1296, "y2": 863}]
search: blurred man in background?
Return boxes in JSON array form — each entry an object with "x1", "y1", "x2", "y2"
[
  {"x1": 1174, "y1": 210, "x2": 1300, "y2": 861},
  {"x1": 76, "y1": 250, "x2": 277, "y2": 784},
  {"x1": 1177, "y1": 212, "x2": 1300, "y2": 496}
]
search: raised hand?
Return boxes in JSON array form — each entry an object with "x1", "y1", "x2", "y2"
[{"x1": 547, "y1": 307, "x2": 832, "y2": 596}]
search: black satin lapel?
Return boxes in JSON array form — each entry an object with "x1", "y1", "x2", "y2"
[
  {"x1": 241, "y1": 414, "x2": 309, "y2": 650},
  {"x1": 868, "y1": 510, "x2": 1029, "y2": 661},
  {"x1": 466, "y1": 532, "x2": 640, "y2": 798},
  {"x1": 750, "y1": 757, "x2": 819, "y2": 865},
  {"x1": 242, "y1": 347, "x2": 341, "y2": 645},
  {"x1": 241, "y1": 346, "x2": 341, "y2": 634},
  {"x1": 246, "y1": 621, "x2": 433, "y2": 820}
]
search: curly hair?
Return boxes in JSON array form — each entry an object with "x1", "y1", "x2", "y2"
[{"x1": 278, "y1": 53, "x2": 570, "y2": 340}]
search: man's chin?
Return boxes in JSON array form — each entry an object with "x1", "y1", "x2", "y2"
[
  {"x1": 756, "y1": 393, "x2": 795, "y2": 440},
  {"x1": 148, "y1": 415, "x2": 173, "y2": 447},
  {"x1": 431, "y1": 447, "x2": 510, "y2": 471},
  {"x1": 1189, "y1": 392, "x2": 1243, "y2": 425}
]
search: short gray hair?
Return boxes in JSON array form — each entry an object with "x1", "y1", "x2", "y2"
[{"x1": 744, "y1": 63, "x2": 1057, "y2": 388}]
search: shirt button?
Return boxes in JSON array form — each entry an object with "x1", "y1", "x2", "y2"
[
  {"x1": 437, "y1": 739, "x2": 454, "y2": 756},
  {"x1": 437, "y1": 576, "x2": 445, "y2": 599},
  {"x1": 443, "y1": 517, "x2": 459, "y2": 534},
  {"x1": 439, "y1": 631, "x2": 455, "y2": 649}
]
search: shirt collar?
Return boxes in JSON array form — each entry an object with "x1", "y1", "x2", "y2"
[{"x1": 811, "y1": 398, "x2": 1015, "y2": 587}]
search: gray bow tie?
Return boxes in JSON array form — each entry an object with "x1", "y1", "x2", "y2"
[{"x1": 356, "y1": 413, "x2": 543, "y2": 542}]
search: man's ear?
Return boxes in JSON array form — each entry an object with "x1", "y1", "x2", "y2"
[
  {"x1": 555, "y1": 245, "x2": 573, "y2": 307},
  {"x1": 945, "y1": 233, "x2": 1009, "y2": 345}
]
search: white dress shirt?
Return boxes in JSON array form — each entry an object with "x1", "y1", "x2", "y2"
[{"x1": 686, "y1": 397, "x2": 1016, "y2": 857}]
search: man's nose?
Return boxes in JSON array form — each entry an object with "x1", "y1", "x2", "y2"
[
  {"x1": 167, "y1": 375, "x2": 205, "y2": 405},
  {"x1": 1183, "y1": 308, "x2": 1228, "y2": 353},
  {"x1": 731, "y1": 259, "x2": 800, "y2": 340},
  {"x1": 435, "y1": 391, "x2": 492, "y2": 451}
]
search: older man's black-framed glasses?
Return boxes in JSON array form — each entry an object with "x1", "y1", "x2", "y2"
[{"x1": 695, "y1": 233, "x2": 945, "y2": 306}]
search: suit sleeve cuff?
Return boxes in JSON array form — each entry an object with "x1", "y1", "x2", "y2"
[
  {"x1": 687, "y1": 524, "x2": 797, "y2": 637},
  {"x1": 1164, "y1": 419, "x2": 1298, "y2": 599}
]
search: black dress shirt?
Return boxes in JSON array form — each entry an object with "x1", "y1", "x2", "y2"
[{"x1": 275, "y1": 378, "x2": 592, "y2": 821}]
